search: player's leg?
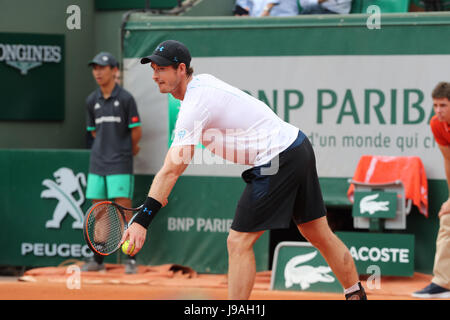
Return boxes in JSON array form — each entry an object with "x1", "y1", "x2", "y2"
[
  {"x1": 227, "y1": 229, "x2": 265, "y2": 300},
  {"x1": 114, "y1": 197, "x2": 138, "y2": 274},
  {"x1": 227, "y1": 132, "x2": 311, "y2": 299},
  {"x1": 115, "y1": 197, "x2": 132, "y2": 210},
  {"x1": 107, "y1": 174, "x2": 134, "y2": 212},
  {"x1": 83, "y1": 174, "x2": 107, "y2": 271},
  {"x1": 291, "y1": 136, "x2": 366, "y2": 299},
  {"x1": 108, "y1": 174, "x2": 138, "y2": 274},
  {"x1": 297, "y1": 216, "x2": 366, "y2": 299}
]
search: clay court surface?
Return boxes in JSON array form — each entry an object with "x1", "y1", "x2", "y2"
[{"x1": 0, "y1": 262, "x2": 447, "y2": 301}]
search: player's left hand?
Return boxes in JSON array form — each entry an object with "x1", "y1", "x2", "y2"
[{"x1": 120, "y1": 223, "x2": 147, "y2": 256}]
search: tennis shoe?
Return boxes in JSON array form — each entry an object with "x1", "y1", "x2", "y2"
[
  {"x1": 412, "y1": 283, "x2": 450, "y2": 299},
  {"x1": 81, "y1": 258, "x2": 106, "y2": 272},
  {"x1": 345, "y1": 282, "x2": 367, "y2": 300}
]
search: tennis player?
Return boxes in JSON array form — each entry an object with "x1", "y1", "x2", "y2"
[{"x1": 121, "y1": 40, "x2": 366, "y2": 300}]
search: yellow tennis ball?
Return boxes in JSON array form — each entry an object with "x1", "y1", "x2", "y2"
[{"x1": 121, "y1": 240, "x2": 135, "y2": 255}]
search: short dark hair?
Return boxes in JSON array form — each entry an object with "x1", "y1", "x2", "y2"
[
  {"x1": 172, "y1": 62, "x2": 194, "y2": 77},
  {"x1": 432, "y1": 82, "x2": 450, "y2": 100}
]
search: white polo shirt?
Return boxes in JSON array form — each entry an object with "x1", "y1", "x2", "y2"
[{"x1": 171, "y1": 74, "x2": 299, "y2": 166}]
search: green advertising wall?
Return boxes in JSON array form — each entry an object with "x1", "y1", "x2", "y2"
[
  {"x1": 0, "y1": 149, "x2": 268, "y2": 273},
  {"x1": 0, "y1": 149, "x2": 445, "y2": 274},
  {"x1": 0, "y1": 33, "x2": 65, "y2": 121},
  {"x1": 0, "y1": 150, "x2": 93, "y2": 266}
]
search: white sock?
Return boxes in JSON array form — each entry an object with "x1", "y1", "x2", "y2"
[{"x1": 344, "y1": 282, "x2": 361, "y2": 295}]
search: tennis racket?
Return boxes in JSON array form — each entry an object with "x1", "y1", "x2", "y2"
[{"x1": 83, "y1": 201, "x2": 142, "y2": 256}]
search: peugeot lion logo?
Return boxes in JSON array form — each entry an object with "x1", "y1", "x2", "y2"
[{"x1": 41, "y1": 167, "x2": 86, "y2": 229}]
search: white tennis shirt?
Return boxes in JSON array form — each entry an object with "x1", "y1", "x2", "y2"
[{"x1": 171, "y1": 74, "x2": 299, "y2": 166}]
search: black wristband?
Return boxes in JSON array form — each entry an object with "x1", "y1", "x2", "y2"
[{"x1": 132, "y1": 197, "x2": 162, "y2": 229}]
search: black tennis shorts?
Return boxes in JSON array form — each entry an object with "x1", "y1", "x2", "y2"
[{"x1": 231, "y1": 131, "x2": 326, "y2": 232}]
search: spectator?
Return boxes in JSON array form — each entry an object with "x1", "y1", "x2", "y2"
[
  {"x1": 258, "y1": 0, "x2": 353, "y2": 17},
  {"x1": 234, "y1": 0, "x2": 251, "y2": 15},
  {"x1": 261, "y1": 0, "x2": 299, "y2": 16},
  {"x1": 423, "y1": 0, "x2": 444, "y2": 11},
  {"x1": 412, "y1": 82, "x2": 450, "y2": 299},
  {"x1": 299, "y1": 0, "x2": 352, "y2": 15},
  {"x1": 248, "y1": 0, "x2": 271, "y2": 16},
  {"x1": 319, "y1": 0, "x2": 352, "y2": 14},
  {"x1": 81, "y1": 52, "x2": 142, "y2": 274}
]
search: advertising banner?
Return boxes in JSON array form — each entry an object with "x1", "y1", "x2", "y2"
[
  {"x1": 0, "y1": 150, "x2": 92, "y2": 266},
  {"x1": 336, "y1": 231, "x2": 415, "y2": 276},
  {"x1": 0, "y1": 33, "x2": 65, "y2": 120},
  {"x1": 0, "y1": 150, "x2": 268, "y2": 273},
  {"x1": 270, "y1": 241, "x2": 342, "y2": 293},
  {"x1": 352, "y1": 191, "x2": 397, "y2": 218}
]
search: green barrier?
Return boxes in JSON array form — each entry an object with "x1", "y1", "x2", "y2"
[{"x1": 0, "y1": 149, "x2": 444, "y2": 274}]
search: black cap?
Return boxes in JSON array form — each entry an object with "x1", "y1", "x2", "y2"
[
  {"x1": 140, "y1": 40, "x2": 191, "y2": 67},
  {"x1": 88, "y1": 52, "x2": 118, "y2": 68}
]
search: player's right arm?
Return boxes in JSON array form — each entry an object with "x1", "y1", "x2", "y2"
[
  {"x1": 121, "y1": 144, "x2": 195, "y2": 254},
  {"x1": 148, "y1": 144, "x2": 195, "y2": 205}
]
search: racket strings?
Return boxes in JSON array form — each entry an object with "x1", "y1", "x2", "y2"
[{"x1": 86, "y1": 203, "x2": 126, "y2": 255}]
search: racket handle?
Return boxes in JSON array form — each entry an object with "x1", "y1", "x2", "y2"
[{"x1": 128, "y1": 212, "x2": 138, "y2": 227}]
